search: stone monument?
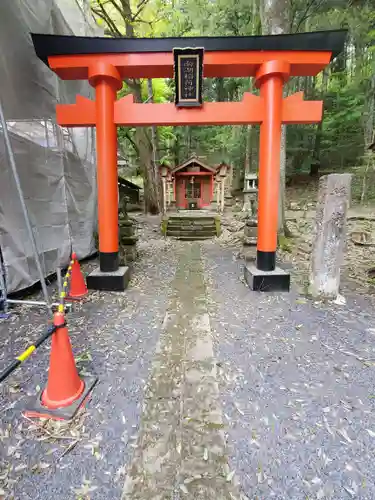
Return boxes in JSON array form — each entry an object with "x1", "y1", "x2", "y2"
[
  {"x1": 242, "y1": 173, "x2": 258, "y2": 247},
  {"x1": 310, "y1": 173, "x2": 352, "y2": 298},
  {"x1": 242, "y1": 173, "x2": 258, "y2": 215}
]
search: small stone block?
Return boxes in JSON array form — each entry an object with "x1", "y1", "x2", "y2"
[
  {"x1": 118, "y1": 219, "x2": 134, "y2": 226},
  {"x1": 86, "y1": 266, "x2": 130, "y2": 291},
  {"x1": 120, "y1": 236, "x2": 137, "y2": 245},
  {"x1": 244, "y1": 263, "x2": 290, "y2": 292},
  {"x1": 243, "y1": 237, "x2": 257, "y2": 247}
]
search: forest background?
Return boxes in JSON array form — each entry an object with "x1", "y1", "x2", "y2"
[{"x1": 90, "y1": 0, "x2": 375, "y2": 220}]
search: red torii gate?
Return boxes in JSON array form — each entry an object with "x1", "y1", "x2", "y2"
[{"x1": 32, "y1": 30, "x2": 346, "y2": 292}]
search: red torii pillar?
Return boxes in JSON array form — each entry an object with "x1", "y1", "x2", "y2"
[
  {"x1": 255, "y1": 60, "x2": 290, "y2": 274},
  {"x1": 55, "y1": 63, "x2": 322, "y2": 292},
  {"x1": 88, "y1": 62, "x2": 122, "y2": 274},
  {"x1": 31, "y1": 31, "x2": 346, "y2": 291}
]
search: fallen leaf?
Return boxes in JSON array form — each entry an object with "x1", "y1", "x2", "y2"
[
  {"x1": 317, "y1": 488, "x2": 325, "y2": 499},
  {"x1": 179, "y1": 484, "x2": 189, "y2": 494},
  {"x1": 226, "y1": 470, "x2": 235, "y2": 482},
  {"x1": 337, "y1": 428, "x2": 352, "y2": 443}
]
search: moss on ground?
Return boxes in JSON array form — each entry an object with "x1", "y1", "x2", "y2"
[
  {"x1": 161, "y1": 218, "x2": 168, "y2": 236},
  {"x1": 278, "y1": 235, "x2": 293, "y2": 253},
  {"x1": 214, "y1": 216, "x2": 221, "y2": 237}
]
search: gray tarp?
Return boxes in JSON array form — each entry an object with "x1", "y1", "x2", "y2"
[{"x1": 0, "y1": 0, "x2": 100, "y2": 292}]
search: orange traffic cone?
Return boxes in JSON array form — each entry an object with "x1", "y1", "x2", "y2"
[
  {"x1": 68, "y1": 252, "x2": 88, "y2": 299},
  {"x1": 42, "y1": 312, "x2": 84, "y2": 409},
  {"x1": 24, "y1": 312, "x2": 97, "y2": 420}
]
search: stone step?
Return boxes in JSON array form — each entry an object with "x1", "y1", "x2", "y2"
[
  {"x1": 164, "y1": 215, "x2": 219, "y2": 239},
  {"x1": 243, "y1": 237, "x2": 257, "y2": 246},
  {"x1": 297, "y1": 243, "x2": 312, "y2": 255},
  {"x1": 167, "y1": 223, "x2": 216, "y2": 231},
  {"x1": 173, "y1": 235, "x2": 216, "y2": 241},
  {"x1": 168, "y1": 215, "x2": 216, "y2": 220},
  {"x1": 167, "y1": 230, "x2": 217, "y2": 238},
  {"x1": 168, "y1": 219, "x2": 216, "y2": 226},
  {"x1": 168, "y1": 220, "x2": 215, "y2": 225},
  {"x1": 120, "y1": 236, "x2": 138, "y2": 245}
]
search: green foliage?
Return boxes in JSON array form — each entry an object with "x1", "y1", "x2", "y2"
[
  {"x1": 320, "y1": 85, "x2": 365, "y2": 168},
  {"x1": 92, "y1": 0, "x2": 375, "y2": 203}
]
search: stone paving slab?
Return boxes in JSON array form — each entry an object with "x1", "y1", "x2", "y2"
[{"x1": 122, "y1": 243, "x2": 241, "y2": 500}]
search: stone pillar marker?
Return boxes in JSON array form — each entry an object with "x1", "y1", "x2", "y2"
[{"x1": 310, "y1": 173, "x2": 352, "y2": 298}]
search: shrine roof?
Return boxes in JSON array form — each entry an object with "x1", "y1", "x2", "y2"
[
  {"x1": 171, "y1": 156, "x2": 218, "y2": 174},
  {"x1": 31, "y1": 30, "x2": 346, "y2": 67}
]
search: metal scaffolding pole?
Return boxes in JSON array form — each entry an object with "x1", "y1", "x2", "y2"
[
  {"x1": 0, "y1": 251, "x2": 8, "y2": 317},
  {"x1": 0, "y1": 97, "x2": 52, "y2": 314}
]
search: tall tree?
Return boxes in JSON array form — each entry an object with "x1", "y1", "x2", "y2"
[
  {"x1": 91, "y1": 0, "x2": 375, "y2": 209},
  {"x1": 91, "y1": 0, "x2": 161, "y2": 214},
  {"x1": 260, "y1": 0, "x2": 291, "y2": 236}
]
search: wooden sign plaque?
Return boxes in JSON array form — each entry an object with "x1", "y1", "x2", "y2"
[{"x1": 173, "y1": 47, "x2": 204, "y2": 107}]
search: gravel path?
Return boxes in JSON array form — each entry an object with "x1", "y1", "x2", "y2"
[
  {"x1": 1, "y1": 219, "x2": 375, "y2": 499},
  {"x1": 0, "y1": 218, "x2": 177, "y2": 500},
  {"x1": 203, "y1": 243, "x2": 375, "y2": 499}
]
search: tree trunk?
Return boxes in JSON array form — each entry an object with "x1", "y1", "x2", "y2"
[
  {"x1": 147, "y1": 79, "x2": 159, "y2": 166},
  {"x1": 312, "y1": 68, "x2": 329, "y2": 176},
  {"x1": 260, "y1": 0, "x2": 290, "y2": 36},
  {"x1": 360, "y1": 74, "x2": 375, "y2": 204},
  {"x1": 360, "y1": 157, "x2": 371, "y2": 205},
  {"x1": 278, "y1": 124, "x2": 287, "y2": 234},
  {"x1": 244, "y1": 77, "x2": 254, "y2": 176},
  {"x1": 90, "y1": 0, "x2": 161, "y2": 214},
  {"x1": 244, "y1": 126, "x2": 251, "y2": 174},
  {"x1": 216, "y1": 78, "x2": 225, "y2": 101},
  {"x1": 242, "y1": 124, "x2": 253, "y2": 212},
  {"x1": 133, "y1": 82, "x2": 161, "y2": 214},
  {"x1": 186, "y1": 127, "x2": 192, "y2": 155},
  {"x1": 260, "y1": 0, "x2": 290, "y2": 236},
  {"x1": 364, "y1": 74, "x2": 375, "y2": 149},
  {"x1": 134, "y1": 127, "x2": 160, "y2": 214},
  {"x1": 173, "y1": 131, "x2": 180, "y2": 166},
  {"x1": 147, "y1": 78, "x2": 162, "y2": 212}
]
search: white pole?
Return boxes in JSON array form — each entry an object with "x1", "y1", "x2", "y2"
[
  {"x1": 56, "y1": 267, "x2": 63, "y2": 297},
  {"x1": 0, "y1": 254, "x2": 8, "y2": 315},
  {"x1": 6, "y1": 299, "x2": 70, "y2": 309}
]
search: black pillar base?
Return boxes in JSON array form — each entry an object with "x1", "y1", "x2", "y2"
[
  {"x1": 99, "y1": 251, "x2": 119, "y2": 272},
  {"x1": 244, "y1": 263, "x2": 290, "y2": 292},
  {"x1": 87, "y1": 266, "x2": 130, "y2": 292},
  {"x1": 256, "y1": 250, "x2": 276, "y2": 271}
]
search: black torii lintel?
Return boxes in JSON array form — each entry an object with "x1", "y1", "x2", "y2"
[{"x1": 31, "y1": 30, "x2": 347, "y2": 68}]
